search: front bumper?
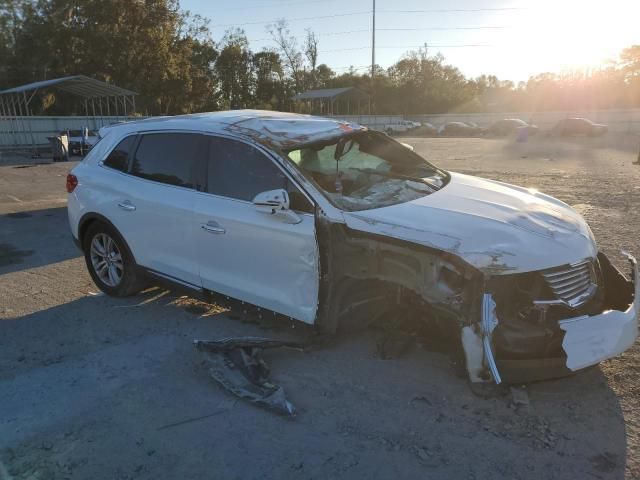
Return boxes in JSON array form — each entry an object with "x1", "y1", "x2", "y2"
[
  {"x1": 558, "y1": 253, "x2": 639, "y2": 371},
  {"x1": 484, "y1": 253, "x2": 639, "y2": 383}
]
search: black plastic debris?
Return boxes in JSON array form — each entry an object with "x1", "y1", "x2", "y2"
[{"x1": 194, "y1": 337, "x2": 306, "y2": 416}]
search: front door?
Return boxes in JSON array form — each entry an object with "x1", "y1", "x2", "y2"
[{"x1": 193, "y1": 136, "x2": 319, "y2": 323}]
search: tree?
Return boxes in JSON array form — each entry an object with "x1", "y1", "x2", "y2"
[
  {"x1": 215, "y1": 29, "x2": 253, "y2": 110},
  {"x1": 267, "y1": 19, "x2": 304, "y2": 92},
  {"x1": 1, "y1": 0, "x2": 218, "y2": 114},
  {"x1": 303, "y1": 28, "x2": 319, "y2": 88},
  {"x1": 620, "y1": 46, "x2": 640, "y2": 79},
  {"x1": 253, "y1": 49, "x2": 285, "y2": 110}
]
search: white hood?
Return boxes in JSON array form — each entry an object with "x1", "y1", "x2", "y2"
[{"x1": 343, "y1": 172, "x2": 597, "y2": 275}]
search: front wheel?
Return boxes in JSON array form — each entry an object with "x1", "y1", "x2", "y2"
[{"x1": 83, "y1": 222, "x2": 145, "y2": 296}]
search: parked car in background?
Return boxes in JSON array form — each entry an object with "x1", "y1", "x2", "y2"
[
  {"x1": 67, "y1": 110, "x2": 638, "y2": 387},
  {"x1": 439, "y1": 122, "x2": 485, "y2": 137},
  {"x1": 418, "y1": 122, "x2": 439, "y2": 137},
  {"x1": 63, "y1": 129, "x2": 99, "y2": 155},
  {"x1": 552, "y1": 118, "x2": 608, "y2": 137},
  {"x1": 487, "y1": 119, "x2": 539, "y2": 137},
  {"x1": 384, "y1": 120, "x2": 419, "y2": 135}
]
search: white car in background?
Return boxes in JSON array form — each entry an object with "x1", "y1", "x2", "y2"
[
  {"x1": 384, "y1": 120, "x2": 419, "y2": 135},
  {"x1": 67, "y1": 110, "x2": 638, "y2": 386}
]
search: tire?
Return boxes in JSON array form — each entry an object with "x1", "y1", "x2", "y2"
[{"x1": 83, "y1": 221, "x2": 145, "y2": 297}]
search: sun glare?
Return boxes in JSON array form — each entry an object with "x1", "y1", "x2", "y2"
[{"x1": 502, "y1": 0, "x2": 639, "y2": 77}]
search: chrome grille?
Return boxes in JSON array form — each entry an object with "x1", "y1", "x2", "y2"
[{"x1": 541, "y1": 259, "x2": 597, "y2": 308}]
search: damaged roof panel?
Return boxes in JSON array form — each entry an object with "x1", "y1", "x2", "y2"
[{"x1": 98, "y1": 110, "x2": 366, "y2": 150}]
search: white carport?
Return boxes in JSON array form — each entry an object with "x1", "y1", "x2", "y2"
[
  {"x1": 0, "y1": 75, "x2": 137, "y2": 150},
  {"x1": 292, "y1": 87, "x2": 371, "y2": 116}
]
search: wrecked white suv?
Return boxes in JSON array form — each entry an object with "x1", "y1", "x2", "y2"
[{"x1": 67, "y1": 111, "x2": 638, "y2": 385}]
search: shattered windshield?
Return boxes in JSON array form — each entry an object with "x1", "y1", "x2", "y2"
[{"x1": 286, "y1": 131, "x2": 448, "y2": 211}]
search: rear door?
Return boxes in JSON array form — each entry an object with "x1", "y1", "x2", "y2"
[
  {"x1": 101, "y1": 132, "x2": 206, "y2": 287},
  {"x1": 193, "y1": 136, "x2": 319, "y2": 323}
]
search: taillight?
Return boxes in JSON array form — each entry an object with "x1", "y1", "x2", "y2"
[{"x1": 66, "y1": 174, "x2": 78, "y2": 193}]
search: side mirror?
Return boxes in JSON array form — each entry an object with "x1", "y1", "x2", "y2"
[{"x1": 253, "y1": 189, "x2": 301, "y2": 224}]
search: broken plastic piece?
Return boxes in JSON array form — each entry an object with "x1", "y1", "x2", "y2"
[
  {"x1": 559, "y1": 252, "x2": 639, "y2": 371},
  {"x1": 481, "y1": 294, "x2": 502, "y2": 384},
  {"x1": 194, "y1": 337, "x2": 306, "y2": 416}
]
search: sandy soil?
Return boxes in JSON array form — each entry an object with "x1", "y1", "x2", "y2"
[{"x1": 1, "y1": 134, "x2": 639, "y2": 479}]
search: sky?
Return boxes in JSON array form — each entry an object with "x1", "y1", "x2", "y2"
[{"x1": 180, "y1": 0, "x2": 639, "y2": 82}]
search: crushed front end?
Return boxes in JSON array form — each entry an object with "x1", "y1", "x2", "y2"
[{"x1": 479, "y1": 252, "x2": 639, "y2": 384}]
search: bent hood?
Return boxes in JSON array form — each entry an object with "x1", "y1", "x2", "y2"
[{"x1": 343, "y1": 172, "x2": 597, "y2": 275}]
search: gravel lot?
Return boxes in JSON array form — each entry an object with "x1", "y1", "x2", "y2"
[{"x1": 1, "y1": 134, "x2": 639, "y2": 479}]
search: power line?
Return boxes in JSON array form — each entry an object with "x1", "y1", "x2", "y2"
[
  {"x1": 211, "y1": 6, "x2": 525, "y2": 28},
  {"x1": 222, "y1": 0, "x2": 346, "y2": 12},
  {"x1": 211, "y1": 11, "x2": 371, "y2": 28},
  {"x1": 246, "y1": 26, "x2": 508, "y2": 43},
  {"x1": 379, "y1": 7, "x2": 526, "y2": 13},
  {"x1": 319, "y1": 44, "x2": 494, "y2": 53},
  {"x1": 379, "y1": 26, "x2": 507, "y2": 31}
]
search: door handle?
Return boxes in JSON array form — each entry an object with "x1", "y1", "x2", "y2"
[
  {"x1": 201, "y1": 221, "x2": 226, "y2": 234},
  {"x1": 118, "y1": 201, "x2": 136, "y2": 211}
]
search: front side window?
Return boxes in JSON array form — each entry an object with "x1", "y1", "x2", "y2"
[
  {"x1": 104, "y1": 135, "x2": 136, "y2": 172},
  {"x1": 286, "y1": 131, "x2": 447, "y2": 211},
  {"x1": 130, "y1": 133, "x2": 205, "y2": 189},
  {"x1": 207, "y1": 137, "x2": 313, "y2": 213}
]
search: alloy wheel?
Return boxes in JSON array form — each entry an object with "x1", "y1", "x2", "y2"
[{"x1": 90, "y1": 233, "x2": 123, "y2": 287}]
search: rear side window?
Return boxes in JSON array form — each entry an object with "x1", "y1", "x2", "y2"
[
  {"x1": 104, "y1": 136, "x2": 136, "y2": 172},
  {"x1": 207, "y1": 137, "x2": 313, "y2": 213},
  {"x1": 130, "y1": 133, "x2": 205, "y2": 189}
]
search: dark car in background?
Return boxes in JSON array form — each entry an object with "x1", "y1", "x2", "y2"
[
  {"x1": 439, "y1": 122, "x2": 485, "y2": 137},
  {"x1": 553, "y1": 118, "x2": 608, "y2": 137},
  {"x1": 487, "y1": 118, "x2": 539, "y2": 137}
]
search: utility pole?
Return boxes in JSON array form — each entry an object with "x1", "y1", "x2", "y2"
[
  {"x1": 371, "y1": 0, "x2": 376, "y2": 81},
  {"x1": 371, "y1": 0, "x2": 376, "y2": 114}
]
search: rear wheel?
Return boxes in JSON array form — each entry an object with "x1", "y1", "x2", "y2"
[{"x1": 83, "y1": 222, "x2": 145, "y2": 296}]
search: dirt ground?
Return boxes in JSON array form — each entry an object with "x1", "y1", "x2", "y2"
[{"x1": 1, "y1": 133, "x2": 639, "y2": 480}]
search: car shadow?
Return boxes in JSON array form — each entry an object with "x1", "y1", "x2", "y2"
[
  {"x1": 0, "y1": 206, "x2": 81, "y2": 275},
  {"x1": 0, "y1": 152, "x2": 83, "y2": 168},
  {"x1": 0, "y1": 285, "x2": 629, "y2": 479}
]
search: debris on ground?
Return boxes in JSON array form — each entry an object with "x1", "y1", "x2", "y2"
[
  {"x1": 469, "y1": 381, "x2": 508, "y2": 399},
  {"x1": 194, "y1": 337, "x2": 307, "y2": 416},
  {"x1": 509, "y1": 386, "x2": 530, "y2": 409}
]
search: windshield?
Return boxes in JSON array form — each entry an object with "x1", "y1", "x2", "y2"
[{"x1": 286, "y1": 131, "x2": 448, "y2": 211}]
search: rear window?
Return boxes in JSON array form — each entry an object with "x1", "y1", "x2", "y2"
[
  {"x1": 130, "y1": 133, "x2": 205, "y2": 189},
  {"x1": 103, "y1": 136, "x2": 136, "y2": 172}
]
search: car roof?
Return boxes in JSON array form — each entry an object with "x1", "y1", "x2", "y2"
[
  {"x1": 497, "y1": 118, "x2": 527, "y2": 124},
  {"x1": 563, "y1": 117, "x2": 593, "y2": 123},
  {"x1": 99, "y1": 110, "x2": 366, "y2": 150}
]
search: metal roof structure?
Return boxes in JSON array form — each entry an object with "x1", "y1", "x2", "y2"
[
  {"x1": 0, "y1": 75, "x2": 137, "y2": 97},
  {"x1": 0, "y1": 75, "x2": 138, "y2": 151},
  {"x1": 292, "y1": 87, "x2": 370, "y2": 115},
  {"x1": 292, "y1": 87, "x2": 369, "y2": 102}
]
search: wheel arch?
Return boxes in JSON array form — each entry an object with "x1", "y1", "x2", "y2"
[{"x1": 78, "y1": 212, "x2": 138, "y2": 264}]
